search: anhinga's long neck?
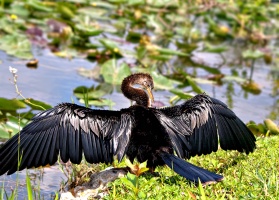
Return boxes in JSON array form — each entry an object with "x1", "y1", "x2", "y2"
[{"x1": 121, "y1": 74, "x2": 153, "y2": 107}]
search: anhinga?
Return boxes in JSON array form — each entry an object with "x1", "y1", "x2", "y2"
[{"x1": 0, "y1": 73, "x2": 256, "y2": 184}]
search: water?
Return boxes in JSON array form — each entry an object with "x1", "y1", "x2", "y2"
[
  {"x1": 0, "y1": 167, "x2": 66, "y2": 199},
  {"x1": 0, "y1": 49, "x2": 278, "y2": 199},
  {"x1": 192, "y1": 52, "x2": 278, "y2": 123},
  {"x1": 0, "y1": 49, "x2": 95, "y2": 105}
]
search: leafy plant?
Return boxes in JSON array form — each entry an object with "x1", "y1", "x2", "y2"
[{"x1": 248, "y1": 118, "x2": 279, "y2": 136}]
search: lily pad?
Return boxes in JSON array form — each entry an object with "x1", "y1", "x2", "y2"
[
  {"x1": 0, "y1": 98, "x2": 26, "y2": 111},
  {"x1": 99, "y1": 38, "x2": 121, "y2": 54},
  {"x1": 242, "y1": 49, "x2": 264, "y2": 59},
  {"x1": 74, "y1": 83, "x2": 113, "y2": 99},
  {"x1": 0, "y1": 34, "x2": 33, "y2": 59},
  {"x1": 79, "y1": 98, "x2": 115, "y2": 107},
  {"x1": 0, "y1": 114, "x2": 28, "y2": 139},
  {"x1": 75, "y1": 24, "x2": 103, "y2": 37},
  {"x1": 19, "y1": 99, "x2": 52, "y2": 111},
  {"x1": 151, "y1": 72, "x2": 178, "y2": 90},
  {"x1": 100, "y1": 59, "x2": 131, "y2": 85}
]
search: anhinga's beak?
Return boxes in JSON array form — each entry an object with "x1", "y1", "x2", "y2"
[{"x1": 146, "y1": 87, "x2": 154, "y2": 107}]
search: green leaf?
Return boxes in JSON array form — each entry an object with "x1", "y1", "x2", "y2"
[
  {"x1": 79, "y1": 98, "x2": 115, "y2": 107},
  {"x1": 125, "y1": 159, "x2": 134, "y2": 169},
  {"x1": 242, "y1": 49, "x2": 264, "y2": 59},
  {"x1": 121, "y1": 176, "x2": 136, "y2": 190},
  {"x1": 157, "y1": 47, "x2": 188, "y2": 57},
  {"x1": 4, "y1": 4, "x2": 30, "y2": 17},
  {"x1": 0, "y1": 115, "x2": 27, "y2": 138},
  {"x1": 170, "y1": 89, "x2": 193, "y2": 99},
  {"x1": 149, "y1": 54, "x2": 172, "y2": 61},
  {"x1": 198, "y1": 179, "x2": 206, "y2": 200},
  {"x1": 100, "y1": 59, "x2": 131, "y2": 85},
  {"x1": 26, "y1": 172, "x2": 33, "y2": 200},
  {"x1": 139, "y1": 160, "x2": 148, "y2": 169},
  {"x1": 136, "y1": 46, "x2": 147, "y2": 60},
  {"x1": 0, "y1": 183, "x2": 3, "y2": 200},
  {"x1": 145, "y1": 0, "x2": 178, "y2": 7},
  {"x1": 19, "y1": 99, "x2": 52, "y2": 111},
  {"x1": 0, "y1": 98, "x2": 26, "y2": 111},
  {"x1": 56, "y1": 3, "x2": 76, "y2": 19},
  {"x1": 126, "y1": 31, "x2": 142, "y2": 43},
  {"x1": 74, "y1": 84, "x2": 113, "y2": 99},
  {"x1": 186, "y1": 76, "x2": 204, "y2": 93},
  {"x1": 195, "y1": 64, "x2": 221, "y2": 74},
  {"x1": 151, "y1": 72, "x2": 178, "y2": 90},
  {"x1": 99, "y1": 38, "x2": 120, "y2": 52},
  {"x1": 53, "y1": 49, "x2": 79, "y2": 58},
  {"x1": 222, "y1": 76, "x2": 247, "y2": 84},
  {"x1": 203, "y1": 43, "x2": 228, "y2": 53},
  {"x1": 126, "y1": 172, "x2": 137, "y2": 187},
  {"x1": 75, "y1": 24, "x2": 103, "y2": 36},
  {"x1": 264, "y1": 119, "x2": 279, "y2": 135},
  {"x1": 7, "y1": 190, "x2": 16, "y2": 200},
  {"x1": 107, "y1": 0, "x2": 128, "y2": 3},
  {"x1": 54, "y1": 192, "x2": 59, "y2": 200},
  {"x1": 0, "y1": 34, "x2": 33, "y2": 59},
  {"x1": 138, "y1": 191, "x2": 147, "y2": 198},
  {"x1": 138, "y1": 167, "x2": 149, "y2": 175},
  {"x1": 26, "y1": 0, "x2": 53, "y2": 12}
]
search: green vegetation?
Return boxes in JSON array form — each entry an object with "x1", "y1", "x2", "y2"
[
  {"x1": 105, "y1": 136, "x2": 279, "y2": 199},
  {"x1": 57, "y1": 136, "x2": 279, "y2": 199}
]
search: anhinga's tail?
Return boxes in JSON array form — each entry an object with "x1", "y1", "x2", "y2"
[{"x1": 160, "y1": 153, "x2": 223, "y2": 185}]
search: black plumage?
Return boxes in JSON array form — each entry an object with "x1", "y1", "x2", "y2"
[{"x1": 0, "y1": 73, "x2": 256, "y2": 184}]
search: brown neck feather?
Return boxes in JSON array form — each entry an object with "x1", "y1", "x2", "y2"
[{"x1": 121, "y1": 73, "x2": 152, "y2": 107}]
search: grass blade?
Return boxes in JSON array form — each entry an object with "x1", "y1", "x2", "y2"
[
  {"x1": 198, "y1": 179, "x2": 206, "y2": 200},
  {"x1": 26, "y1": 172, "x2": 33, "y2": 200}
]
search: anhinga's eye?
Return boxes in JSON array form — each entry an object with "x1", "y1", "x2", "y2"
[{"x1": 143, "y1": 80, "x2": 153, "y2": 90}]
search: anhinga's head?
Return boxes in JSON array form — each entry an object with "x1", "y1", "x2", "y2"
[{"x1": 121, "y1": 73, "x2": 154, "y2": 107}]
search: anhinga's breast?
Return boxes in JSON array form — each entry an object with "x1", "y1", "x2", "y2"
[{"x1": 125, "y1": 106, "x2": 173, "y2": 166}]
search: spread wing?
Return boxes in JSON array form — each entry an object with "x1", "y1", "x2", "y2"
[
  {"x1": 155, "y1": 94, "x2": 256, "y2": 159},
  {"x1": 0, "y1": 103, "x2": 134, "y2": 175}
]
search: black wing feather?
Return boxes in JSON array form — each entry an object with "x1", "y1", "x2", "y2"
[
  {"x1": 0, "y1": 103, "x2": 134, "y2": 175},
  {"x1": 156, "y1": 94, "x2": 256, "y2": 159},
  {"x1": 26, "y1": 133, "x2": 43, "y2": 168},
  {"x1": 60, "y1": 122, "x2": 69, "y2": 163},
  {"x1": 81, "y1": 132, "x2": 92, "y2": 162},
  {"x1": 23, "y1": 133, "x2": 44, "y2": 168}
]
